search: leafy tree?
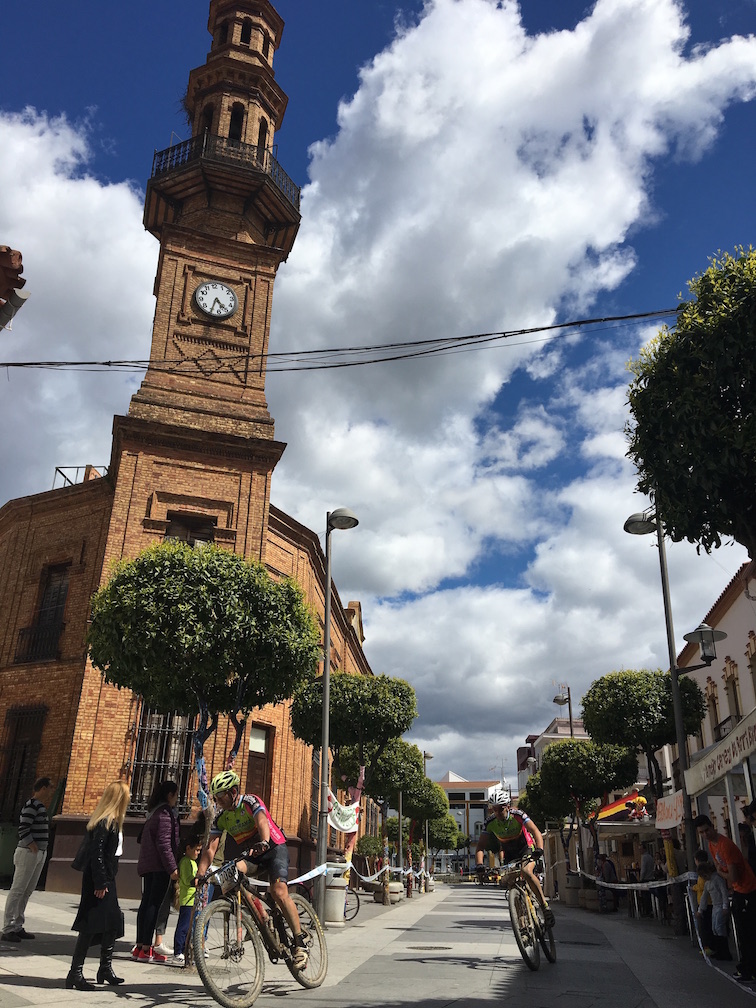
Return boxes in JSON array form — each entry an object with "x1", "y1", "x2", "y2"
[
  {"x1": 582, "y1": 668, "x2": 706, "y2": 797},
  {"x1": 88, "y1": 540, "x2": 321, "y2": 807},
  {"x1": 535, "y1": 739, "x2": 638, "y2": 864},
  {"x1": 427, "y1": 813, "x2": 461, "y2": 855},
  {"x1": 355, "y1": 834, "x2": 383, "y2": 859},
  {"x1": 290, "y1": 672, "x2": 418, "y2": 793},
  {"x1": 627, "y1": 247, "x2": 756, "y2": 558},
  {"x1": 291, "y1": 675, "x2": 418, "y2": 897}
]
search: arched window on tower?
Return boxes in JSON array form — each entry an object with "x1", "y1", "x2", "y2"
[
  {"x1": 201, "y1": 105, "x2": 214, "y2": 137},
  {"x1": 256, "y1": 118, "x2": 268, "y2": 166},
  {"x1": 240, "y1": 20, "x2": 252, "y2": 46},
  {"x1": 229, "y1": 104, "x2": 245, "y2": 146},
  {"x1": 262, "y1": 34, "x2": 271, "y2": 60},
  {"x1": 217, "y1": 22, "x2": 229, "y2": 46}
]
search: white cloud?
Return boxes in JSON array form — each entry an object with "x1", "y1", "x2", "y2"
[{"x1": 1, "y1": 1, "x2": 755, "y2": 782}]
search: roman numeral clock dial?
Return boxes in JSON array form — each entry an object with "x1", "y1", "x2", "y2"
[{"x1": 194, "y1": 281, "x2": 238, "y2": 319}]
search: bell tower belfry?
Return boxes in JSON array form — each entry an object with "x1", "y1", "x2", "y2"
[
  {"x1": 103, "y1": 0, "x2": 300, "y2": 569},
  {"x1": 129, "y1": 0, "x2": 299, "y2": 439}
]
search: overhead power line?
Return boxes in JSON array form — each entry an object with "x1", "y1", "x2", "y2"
[{"x1": 0, "y1": 307, "x2": 677, "y2": 375}]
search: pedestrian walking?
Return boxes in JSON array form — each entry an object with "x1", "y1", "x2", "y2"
[
  {"x1": 133, "y1": 780, "x2": 180, "y2": 962},
  {"x1": 2, "y1": 776, "x2": 55, "y2": 942},
  {"x1": 66, "y1": 781, "x2": 130, "y2": 990}
]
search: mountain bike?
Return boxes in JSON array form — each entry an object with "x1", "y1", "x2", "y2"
[
  {"x1": 193, "y1": 856, "x2": 328, "y2": 1008},
  {"x1": 499, "y1": 855, "x2": 556, "y2": 971}
]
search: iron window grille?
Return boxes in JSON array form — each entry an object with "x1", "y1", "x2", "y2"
[{"x1": 129, "y1": 706, "x2": 197, "y2": 817}]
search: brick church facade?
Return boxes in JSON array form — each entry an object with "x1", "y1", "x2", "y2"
[{"x1": 0, "y1": 0, "x2": 377, "y2": 896}]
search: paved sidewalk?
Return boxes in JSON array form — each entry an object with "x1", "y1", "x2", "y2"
[{"x1": 0, "y1": 883, "x2": 447, "y2": 1006}]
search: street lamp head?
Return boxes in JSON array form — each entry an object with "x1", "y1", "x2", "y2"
[
  {"x1": 683, "y1": 622, "x2": 727, "y2": 664},
  {"x1": 623, "y1": 510, "x2": 658, "y2": 536},
  {"x1": 553, "y1": 693, "x2": 568, "y2": 706},
  {"x1": 423, "y1": 751, "x2": 434, "y2": 760},
  {"x1": 327, "y1": 507, "x2": 359, "y2": 531}
]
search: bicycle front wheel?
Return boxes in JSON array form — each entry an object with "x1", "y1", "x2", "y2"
[
  {"x1": 283, "y1": 894, "x2": 328, "y2": 988},
  {"x1": 508, "y1": 885, "x2": 540, "y2": 971},
  {"x1": 535, "y1": 904, "x2": 557, "y2": 963},
  {"x1": 344, "y1": 889, "x2": 360, "y2": 921},
  {"x1": 194, "y1": 900, "x2": 266, "y2": 1008}
]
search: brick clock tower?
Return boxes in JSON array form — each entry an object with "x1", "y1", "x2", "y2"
[{"x1": 60, "y1": 1, "x2": 306, "y2": 880}]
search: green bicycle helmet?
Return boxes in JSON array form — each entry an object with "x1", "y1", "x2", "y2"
[{"x1": 210, "y1": 770, "x2": 240, "y2": 796}]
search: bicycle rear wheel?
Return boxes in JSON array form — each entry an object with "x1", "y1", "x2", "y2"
[
  {"x1": 344, "y1": 889, "x2": 360, "y2": 921},
  {"x1": 535, "y1": 904, "x2": 557, "y2": 962},
  {"x1": 508, "y1": 885, "x2": 540, "y2": 971},
  {"x1": 280, "y1": 894, "x2": 328, "y2": 988},
  {"x1": 194, "y1": 900, "x2": 266, "y2": 1008}
]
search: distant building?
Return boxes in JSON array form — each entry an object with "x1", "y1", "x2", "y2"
[{"x1": 434, "y1": 771, "x2": 500, "y2": 873}]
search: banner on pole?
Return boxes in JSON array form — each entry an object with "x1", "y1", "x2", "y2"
[{"x1": 327, "y1": 788, "x2": 360, "y2": 833}]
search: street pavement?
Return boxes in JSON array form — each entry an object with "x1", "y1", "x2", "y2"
[{"x1": 1, "y1": 881, "x2": 755, "y2": 1007}]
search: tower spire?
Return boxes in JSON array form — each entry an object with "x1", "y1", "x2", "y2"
[{"x1": 129, "y1": 0, "x2": 299, "y2": 440}]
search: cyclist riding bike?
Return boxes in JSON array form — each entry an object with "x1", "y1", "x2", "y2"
[
  {"x1": 475, "y1": 785, "x2": 554, "y2": 927},
  {"x1": 196, "y1": 770, "x2": 309, "y2": 968}
]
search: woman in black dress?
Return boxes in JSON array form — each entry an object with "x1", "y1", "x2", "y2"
[{"x1": 66, "y1": 781, "x2": 130, "y2": 991}]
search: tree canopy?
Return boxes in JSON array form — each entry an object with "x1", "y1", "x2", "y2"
[
  {"x1": 581, "y1": 668, "x2": 706, "y2": 797},
  {"x1": 88, "y1": 540, "x2": 321, "y2": 755},
  {"x1": 290, "y1": 671, "x2": 417, "y2": 792},
  {"x1": 427, "y1": 813, "x2": 460, "y2": 854},
  {"x1": 627, "y1": 247, "x2": 756, "y2": 558}
]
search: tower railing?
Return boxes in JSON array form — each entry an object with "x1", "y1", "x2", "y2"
[{"x1": 150, "y1": 133, "x2": 301, "y2": 211}]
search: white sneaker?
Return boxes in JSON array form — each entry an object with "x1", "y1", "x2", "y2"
[
  {"x1": 291, "y1": 943, "x2": 308, "y2": 970},
  {"x1": 172, "y1": 953, "x2": 185, "y2": 967}
]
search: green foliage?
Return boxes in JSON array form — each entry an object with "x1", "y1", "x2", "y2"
[
  {"x1": 521, "y1": 772, "x2": 574, "y2": 832},
  {"x1": 290, "y1": 672, "x2": 417, "y2": 791},
  {"x1": 538, "y1": 739, "x2": 638, "y2": 815},
  {"x1": 355, "y1": 738, "x2": 428, "y2": 808},
  {"x1": 355, "y1": 834, "x2": 383, "y2": 859},
  {"x1": 427, "y1": 813, "x2": 462, "y2": 853},
  {"x1": 386, "y1": 816, "x2": 411, "y2": 845},
  {"x1": 582, "y1": 668, "x2": 705, "y2": 796},
  {"x1": 87, "y1": 540, "x2": 321, "y2": 717},
  {"x1": 627, "y1": 247, "x2": 756, "y2": 558}
]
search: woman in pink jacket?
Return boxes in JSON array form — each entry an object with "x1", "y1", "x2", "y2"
[{"x1": 133, "y1": 780, "x2": 180, "y2": 962}]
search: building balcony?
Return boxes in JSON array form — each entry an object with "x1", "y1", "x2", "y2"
[
  {"x1": 150, "y1": 134, "x2": 300, "y2": 211},
  {"x1": 14, "y1": 623, "x2": 65, "y2": 663},
  {"x1": 713, "y1": 713, "x2": 740, "y2": 743}
]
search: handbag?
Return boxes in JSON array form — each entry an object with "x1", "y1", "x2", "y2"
[{"x1": 71, "y1": 832, "x2": 91, "y2": 872}]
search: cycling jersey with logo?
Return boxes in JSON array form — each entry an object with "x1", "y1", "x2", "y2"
[
  {"x1": 483, "y1": 808, "x2": 532, "y2": 843},
  {"x1": 213, "y1": 794, "x2": 286, "y2": 849}
]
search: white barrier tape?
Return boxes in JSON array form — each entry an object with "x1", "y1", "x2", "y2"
[{"x1": 584, "y1": 869, "x2": 697, "y2": 892}]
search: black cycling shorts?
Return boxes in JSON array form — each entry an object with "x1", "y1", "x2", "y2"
[{"x1": 249, "y1": 842, "x2": 289, "y2": 884}]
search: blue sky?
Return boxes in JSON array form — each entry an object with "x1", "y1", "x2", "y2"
[{"x1": 2, "y1": 0, "x2": 756, "y2": 783}]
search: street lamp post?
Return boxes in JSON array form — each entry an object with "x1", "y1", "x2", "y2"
[
  {"x1": 624, "y1": 505, "x2": 726, "y2": 870},
  {"x1": 423, "y1": 751, "x2": 433, "y2": 892},
  {"x1": 553, "y1": 685, "x2": 574, "y2": 737},
  {"x1": 315, "y1": 507, "x2": 359, "y2": 915}
]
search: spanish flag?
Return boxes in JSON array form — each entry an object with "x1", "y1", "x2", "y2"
[{"x1": 596, "y1": 790, "x2": 639, "y2": 823}]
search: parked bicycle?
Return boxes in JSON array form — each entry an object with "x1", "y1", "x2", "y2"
[
  {"x1": 499, "y1": 855, "x2": 556, "y2": 971},
  {"x1": 291, "y1": 874, "x2": 360, "y2": 922},
  {"x1": 193, "y1": 856, "x2": 328, "y2": 1008}
]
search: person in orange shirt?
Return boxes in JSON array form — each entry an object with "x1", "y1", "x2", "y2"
[{"x1": 694, "y1": 814, "x2": 756, "y2": 983}]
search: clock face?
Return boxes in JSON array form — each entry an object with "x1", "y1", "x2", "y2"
[{"x1": 194, "y1": 281, "x2": 238, "y2": 319}]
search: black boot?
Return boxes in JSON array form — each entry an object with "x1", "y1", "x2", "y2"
[
  {"x1": 97, "y1": 931, "x2": 124, "y2": 985},
  {"x1": 66, "y1": 933, "x2": 96, "y2": 990}
]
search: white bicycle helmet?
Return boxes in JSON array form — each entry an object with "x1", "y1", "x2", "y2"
[{"x1": 487, "y1": 785, "x2": 511, "y2": 806}]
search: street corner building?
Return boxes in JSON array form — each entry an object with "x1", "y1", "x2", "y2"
[{"x1": 0, "y1": 1, "x2": 377, "y2": 899}]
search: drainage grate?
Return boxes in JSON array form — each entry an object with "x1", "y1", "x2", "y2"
[{"x1": 406, "y1": 946, "x2": 454, "y2": 951}]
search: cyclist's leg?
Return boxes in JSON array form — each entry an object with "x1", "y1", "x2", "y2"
[
  {"x1": 257, "y1": 847, "x2": 307, "y2": 940},
  {"x1": 475, "y1": 831, "x2": 497, "y2": 871}
]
